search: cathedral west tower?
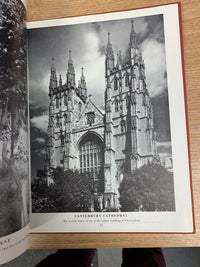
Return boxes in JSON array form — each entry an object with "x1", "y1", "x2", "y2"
[{"x1": 103, "y1": 21, "x2": 156, "y2": 207}]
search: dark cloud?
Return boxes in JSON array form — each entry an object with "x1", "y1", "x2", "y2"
[
  {"x1": 147, "y1": 15, "x2": 164, "y2": 42},
  {"x1": 151, "y1": 93, "x2": 171, "y2": 142},
  {"x1": 91, "y1": 22, "x2": 101, "y2": 33},
  {"x1": 138, "y1": 15, "x2": 164, "y2": 43},
  {"x1": 98, "y1": 44, "x2": 106, "y2": 56}
]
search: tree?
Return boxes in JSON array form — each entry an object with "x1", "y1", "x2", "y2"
[
  {"x1": 119, "y1": 163, "x2": 175, "y2": 212},
  {"x1": 0, "y1": 0, "x2": 27, "y2": 157},
  {"x1": 32, "y1": 168, "x2": 95, "y2": 212},
  {"x1": 31, "y1": 176, "x2": 52, "y2": 212},
  {"x1": 50, "y1": 168, "x2": 94, "y2": 212},
  {"x1": 0, "y1": 166, "x2": 21, "y2": 237}
]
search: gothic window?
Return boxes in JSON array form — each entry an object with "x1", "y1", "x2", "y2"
[
  {"x1": 79, "y1": 140, "x2": 102, "y2": 178},
  {"x1": 86, "y1": 112, "x2": 95, "y2": 126},
  {"x1": 79, "y1": 102, "x2": 82, "y2": 112},
  {"x1": 64, "y1": 95, "x2": 68, "y2": 108},
  {"x1": 64, "y1": 113, "x2": 67, "y2": 124},
  {"x1": 60, "y1": 134, "x2": 65, "y2": 145},
  {"x1": 115, "y1": 99, "x2": 119, "y2": 112},
  {"x1": 125, "y1": 73, "x2": 129, "y2": 86},
  {"x1": 56, "y1": 115, "x2": 59, "y2": 127},
  {"x1": 114, "y1": 77, "x2": 118, "y2": 91},
  {"x1": 56, "y1": 97, "x2": 59, "y2": 109}
]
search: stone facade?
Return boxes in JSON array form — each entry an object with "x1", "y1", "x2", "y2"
[{"x1": 44, "y1": 21, "x2": 157, "y2": 210}]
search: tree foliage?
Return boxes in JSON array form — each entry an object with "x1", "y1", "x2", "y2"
[
  {"x1": 31, "y1": 177, "x2": 51, "y2": 212},
  {"x1": 0, "y1": 0, "x2": 27, "y2": 156},
  {"x1": 0, "y1": 0, "x2": 26, "y2": 95},
  {"x1": 32, "y1": 168, "x2": 95, "y2": 212},
  {"x1": 119, "y1": 163, "x2": 175, "y2": 212}
]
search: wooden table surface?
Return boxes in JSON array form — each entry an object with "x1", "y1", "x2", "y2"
[{"x1": 26, "y1": 0, "x2": 200, "y2": 248}]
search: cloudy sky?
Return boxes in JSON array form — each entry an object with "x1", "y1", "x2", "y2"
[
  {"x1": 28, "y1": 14, "x2": 167, "y2": 107},
  {"x1": 28, "y1": 14, "x2": 171, "y2": 177}
]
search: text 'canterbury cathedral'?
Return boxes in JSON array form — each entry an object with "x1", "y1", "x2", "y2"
[{"x1": 44, "y1": 21, "x2": 158, "y2": 210}]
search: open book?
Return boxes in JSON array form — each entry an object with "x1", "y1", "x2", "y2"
[{"x1": 0, "y1": 0, "x2": 194, "y2": 264}]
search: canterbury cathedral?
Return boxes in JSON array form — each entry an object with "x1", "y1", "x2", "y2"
[{"x1": 44, "y1": 21, "x2": 157, "y2": 210}]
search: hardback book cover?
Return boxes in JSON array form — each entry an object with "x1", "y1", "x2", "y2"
[{"x1": 0, "y1": 1, "x2": 194, "y2": 264}]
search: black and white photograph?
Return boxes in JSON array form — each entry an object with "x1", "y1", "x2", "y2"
[
  {"x1": 0, "y1": 0, "x2": 29, "y2": 237},
  {"x1": 29, "y1": 12, "x2": 176, "y2": 214}
]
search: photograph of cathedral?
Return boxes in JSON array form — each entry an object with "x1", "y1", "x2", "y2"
[{"x1": 29, "y1": 14, "x2": 175, "y2": 212}]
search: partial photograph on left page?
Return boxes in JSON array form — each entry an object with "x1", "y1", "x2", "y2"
[{"x1": 0, "y1": 0, "x2": 29, "y2": 264}]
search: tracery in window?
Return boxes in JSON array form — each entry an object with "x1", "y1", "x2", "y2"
[
  {"x1": 86, "y1": 112, "x2": 95, "y2": 126},
  {"x1": 79, "y1": 140, "x2": 102, "y2": 178}
]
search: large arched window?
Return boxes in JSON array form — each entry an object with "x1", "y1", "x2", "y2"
[{"x1": 79, "y1": 135, "x2": 103, "y2": 178}]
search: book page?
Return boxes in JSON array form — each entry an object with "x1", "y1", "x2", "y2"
[
  {"x1": 28, "y1": 3, "x2": 193, "y2": 233},
  {"x1": 0, "y1": 0, "x2": 29, "y2": 264}
]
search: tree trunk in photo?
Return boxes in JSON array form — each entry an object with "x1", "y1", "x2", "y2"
[
  {"x1": 10, "y1": 94, "x2": 19, "y2": 158},
  {"x1": 2, "y1": 142, "x2": 10, "y2": 168}
]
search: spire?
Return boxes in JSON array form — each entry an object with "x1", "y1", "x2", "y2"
[
  {"x1": 130, "y1": 20, "x2": 137, "y2": 49},
  {"x1": 106, "y1": 32, "x2": 115, "y2": 73},
  {"x1": 117, "y1": 50, "x2": 122, "y2": 66},
  {"x1": 131, "y1": 20, "x2": 134, "y2": 33},
  {"x1": 50, "y1": 58, "x2": 56, "y2": 77},
  {"x1": 69, "y1": 49, "x2": 72, "y2": 63},
  {"x1": 81, "y1": 67, "x2": 84, "y2": 79},
  {"x1": 106, "y1": 32, "x2": 113, "y2": 57},
  {"x1": 108, "y1": 32, "x2": 111, "y2": 44},
  {"x1": 66, "y1": 50, "x2": 76, "y2": 87},
  {"x1": 59, "y1": 74, "x2": 62, "y2": 87},
  {"x1": 79, "y1": 67, "x2": 87, "y2": 98},
  {"x1": 49, "y1": 58, "x2": 57, "y2": 92}
]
